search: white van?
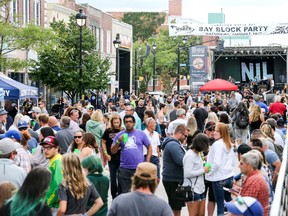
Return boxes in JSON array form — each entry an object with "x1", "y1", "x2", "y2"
[
  {"x1": 172, "y1": 85, "x2": 190, "y2": 94},
  {"x1": 146, "y1": 91, "x2": 164, "y2": 100}
]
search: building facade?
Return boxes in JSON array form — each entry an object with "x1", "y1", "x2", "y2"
[{"x1": 2, "y1": 0, "x2": 132, "y2": 96}]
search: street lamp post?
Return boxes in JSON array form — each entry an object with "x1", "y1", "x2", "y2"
[
  {"x1": 177, "y1": 37, "x2": 187, "y2": 93},
  {"x1": 152, "y1": 43, "x2": 157, "y2": 91},
  {"x1": 113, "y1": 34, "x2": 121, "y2": 96},
  {"x1": 134, "y1": 49, "x2": 138, "y2": 95},
  {"x1": 75, "y1": 8, "x2": 87, "y2": 100}
]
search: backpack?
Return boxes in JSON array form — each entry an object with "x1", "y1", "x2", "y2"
[{"x1": 235, "y1": 110, "x2": 249, "y2": 129}]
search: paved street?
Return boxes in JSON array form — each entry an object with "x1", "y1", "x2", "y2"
[{"x1": 108, "y1": 153, "x2": 240, "y2": 216}]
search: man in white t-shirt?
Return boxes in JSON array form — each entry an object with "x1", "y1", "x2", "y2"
[
  {"x1": 143, "y1": 117, "x2": 161, "y2": 181},
  {"x1": 167, "y1": 108, "x2": 187, "y2": 137},
  {"x1": 186, "y1": 91, "x2": 193, "y2": 109}
]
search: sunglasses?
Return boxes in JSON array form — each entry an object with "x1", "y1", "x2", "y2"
[
  {"x1": 19, "y1": 127, "x2": 28, "y2": 131},
  {"x1": 74, "y1": 136, "x2": 82, "y2": 139},
  {"x1": 207, "y1": 128, "x2": 215, "y2": 132},
  {"x1": 181, "y1": 132, "x2": 188, "y2": 138}
]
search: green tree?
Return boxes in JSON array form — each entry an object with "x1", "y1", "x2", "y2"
[
  {"x1": 134, "y1": 28, "x2": 200, "y2": 93},
  {"x1": 122, "y1": 12, "x2": 166, "y2": 42},
  {"x1": 30, "y1": 16, "x2": 111, "y2": 102}
]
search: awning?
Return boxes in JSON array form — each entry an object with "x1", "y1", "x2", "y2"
[
  {"x1": 199, "y1": 78, "x2": 239, "y2": 91},
  {"x1": 0, "y1": 73, "x2": 38, "y2": 100}
]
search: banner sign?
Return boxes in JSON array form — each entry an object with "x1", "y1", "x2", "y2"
[
  {"x1": 169, "y1": 16, "x2": 288, "y2": 36},
  {"x1": 189, "y1": 46, "x2": 209, "y2": 83},
  {"x1": 241, "y1": 60, "x2": 273, "y2": 82}
]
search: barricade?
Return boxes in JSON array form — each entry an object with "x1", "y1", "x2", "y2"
[{"x1": 270, "y1": 139, "x2": 288, "y2": 215}]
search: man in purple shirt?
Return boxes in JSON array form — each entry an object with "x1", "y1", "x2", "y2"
[{"x1": 111, "y1": 114, "x2": 152, "y2": 194}]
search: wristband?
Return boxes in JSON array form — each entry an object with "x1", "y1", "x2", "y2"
[
  {"x1": 103, "y1": 150, "x2": 108, "y2": 155},
  {"x1": 116, "y1": 140, "x2": 120, "y2": 144}
]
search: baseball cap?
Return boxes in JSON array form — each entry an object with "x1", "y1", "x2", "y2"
[
  {"x1": 87, "y1": 105, "x2": 94, "y2": 110},
  {"x1": 0, "y1": 130, "x2": 21, "y2": 142},
  {"x1": 277, "y1": 118, "x2": 285, "y2": 127},
  {"x1": 205, "y1": 121, "x2": 216, "y2": 131},
  {"x1": 135, "y1": 162, "x2": 157, "y2": 180},
  {"x1": 21, "y1": 115, "x2": 32, "y2": 123},
  {"x1": 210, "y1": 106, "x2": 218, "y2": 113},
  {"x1": 18, "y1": 120, "x2": 28, "y2": 129},
  {"x1": 0, "y1": 138, "x2": 16, "y2": 155},
  {"x1": 225, "y1": 196, "x2": 263, "y2": 216},
  {"x1": 0, "y1": 109, "x2": 8, "y2": 115},
  {"x1": 28, "y1": 107, "x2": 41, "y2": 114},
  {"x1": 197, "y1": 100, "x2": 204, "y2": 104},
  {"x1": 40, "y1": 136, "x2": 59, "y2": 147}
]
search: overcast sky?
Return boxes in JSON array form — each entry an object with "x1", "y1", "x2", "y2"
[
  {"x1": 75, "y1": 0, "x2": 288, "y2": 45},
  {"x1": 76, "y1": 0, "x2": 288, "y2": 23}
]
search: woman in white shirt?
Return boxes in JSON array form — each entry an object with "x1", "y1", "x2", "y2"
[
  {"x1": 205, "y1": 122, "x2": 236, "y2": 216},
  {"x1": 183, "y1": 133, "x2": 210, "y2": 216}
]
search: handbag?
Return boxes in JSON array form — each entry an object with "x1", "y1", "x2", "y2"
[{"x1": 175, "y1": 177, "x2": 198, "y2": 202}]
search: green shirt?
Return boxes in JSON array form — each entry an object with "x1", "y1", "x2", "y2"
[
  {"x1": 46, "y1": 153, "x2": 63, "y2": 208},
  {"x1": 87, "y1": 173, "x2": 109, "y2": 216}
]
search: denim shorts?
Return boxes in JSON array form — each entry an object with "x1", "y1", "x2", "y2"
[{"x1": 194, "y1": 192, "x2": 206, "y2": 201}]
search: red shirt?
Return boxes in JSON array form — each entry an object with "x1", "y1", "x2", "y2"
[
  {"x1": 240, "y1": 170, "x2": 269, "y2": 216},
  {"x1": 268, "y1": 102, "x2": 286, "y2": 116}
]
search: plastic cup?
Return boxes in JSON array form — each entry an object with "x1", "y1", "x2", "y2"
[
  {"x1": 123, "y1": 133, "x2": 128, "y2": 143},
  {"x1": 31, "y1": 148, "x2": 36, "y2": 154},
  {"x1": 74, "y1": 148, "x2": 80, "y2": 155},
  {"x1": 204, "y1": 162, "x2": 212, "y2": 173}
]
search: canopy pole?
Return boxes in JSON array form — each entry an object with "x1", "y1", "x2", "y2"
[{"x1": 18, "y1": 100, "x2": 20, "y2": 114}]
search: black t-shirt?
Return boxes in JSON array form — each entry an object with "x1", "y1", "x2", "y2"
[
  {"x1": 58, "y1": 183, "x2": 99, "y2": 215},
  {"x1": 135, "y1": 106, "x2": 146, "y2": 122},
  {"x1": 102, "y1": 128, "x2": 121, "y2": 161},
  {"x1": 0, "y1": 201, "x2": 52, "y2": 216}
]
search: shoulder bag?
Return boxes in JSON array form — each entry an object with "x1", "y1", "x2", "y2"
[{"x1": 175, "y1": 176, "x2": 198, "y2": 202}]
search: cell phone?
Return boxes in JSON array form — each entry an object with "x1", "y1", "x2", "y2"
[{"x1": 223, "y1": 187, "x2": 239, "y2": 193}]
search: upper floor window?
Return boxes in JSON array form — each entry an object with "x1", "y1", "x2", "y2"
[
  {"x1": 106, "y1": 30, "x2": 111, "y2": 54},
  {"x1": 34, "y1": 0, "x2": 40, "y2": 25},
  {"x1": 23, "y1": 0, "x2": 29, "y2": 25},
  {"x1": 10, "y1": 0, "x2": 18, "y2": 24}
]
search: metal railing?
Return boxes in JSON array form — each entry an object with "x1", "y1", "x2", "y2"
[{"x1": 270, "y1": 139, "x2": 288, "y2": 215}]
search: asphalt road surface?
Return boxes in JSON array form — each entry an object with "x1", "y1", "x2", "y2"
[{"x1": 108, "y1": 153, "x2": 240, "y2": 216}]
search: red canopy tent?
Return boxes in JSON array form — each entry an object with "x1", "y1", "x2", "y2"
[{"x1": 199, "y1": 79, "x2": 239, "y2": 91}]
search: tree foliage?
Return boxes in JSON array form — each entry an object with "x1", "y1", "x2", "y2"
[
  {"x1": 134, "y1": 28, "x2": 200, "y2": 93},
  {"x1": 30, "y1": 16, "x2": 111, "y2": 101},
  {"x1": 122, "y1": 12, "x2": 166, "y2": 42},
  {"x1": 0, "y1": 0, "x2": 54, "y2": 72}
]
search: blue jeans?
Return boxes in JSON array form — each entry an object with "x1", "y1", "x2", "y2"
[
  {"x1": 145, "y1": 155, "x2": 160, "y2": 179},
  {"x1": 212, "y1": 176, "x2": 233, "y2": 216},
  {"x1": 108, "y1": 160, "x2": 120, "y2": 199}
]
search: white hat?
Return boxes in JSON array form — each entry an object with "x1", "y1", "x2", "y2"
[
  {"x1": 28, "y1": 107, "x2": 41, "y2": 114},
  {"x1": 0, "y1": 138, "x2": 16, "y2": 155},
  {"x1": 21, "y1": 115, "x2": 32, "y2": 123}
]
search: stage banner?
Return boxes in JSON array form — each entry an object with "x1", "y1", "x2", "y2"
[{"x1": 169, "y1": 16, "x2": 288, "y2": 36}]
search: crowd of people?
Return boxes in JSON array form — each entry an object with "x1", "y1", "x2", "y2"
[{"x1": 0, "y1": 87, "x2": 286, "y2": 216}]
